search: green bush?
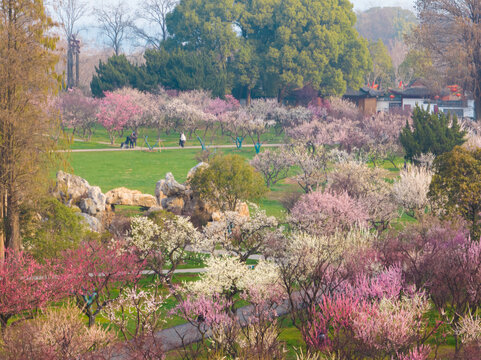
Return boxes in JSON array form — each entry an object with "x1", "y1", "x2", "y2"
[
  {"x1": 189, "y1": 154, "x2": 267, "y2": 212},
  {"x1": 400, "y1": 106, "x2": 466, "y2": 161},
  {"x1": 429, "y1": 146, "x2": 481, "y2": 238},
  {"x1": 21, "y1": 197, "x2": 88, "y2": 260}
]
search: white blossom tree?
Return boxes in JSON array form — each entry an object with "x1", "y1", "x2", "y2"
[
  {"x1": 128, "y1": 214, "x2": 200, "y2": 288},
  {"x1": 393, "y1": 166, "x2": 433, "y2": 218},
  {"x1": 196, "y1": 209, "x2": 278, "y2": 262}
]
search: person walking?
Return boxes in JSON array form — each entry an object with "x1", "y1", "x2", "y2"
[{"x1": 179, "y1": 132, "x2": 186, "y2": 148}]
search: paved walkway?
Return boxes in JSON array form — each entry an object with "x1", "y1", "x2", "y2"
[
  {"x1": 61, "y1": 143, "x2": 286, "y2": 153},
  {"x1": 110, "y1": 296, "x2": 293, "y2": 359}
]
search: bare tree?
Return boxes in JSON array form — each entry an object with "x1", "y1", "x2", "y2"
[
  {"x1": 51, "y1": 0, "x2": 88, "y2": 87},
  {"x1": 95, "y1": 1, "x2": 133, "y2": 55},
  {"x1": 52, "y1": 0, "x2": 88, "y2": 40},
  {"x1": 132, "y1": 0, "x2": 178, "y2": 49},
  {"x1": 415, "y1": 0, "x2": 481, "y2": 119}
]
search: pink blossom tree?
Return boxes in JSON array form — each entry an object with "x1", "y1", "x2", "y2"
[
  {"x1": 59, "y1": 88, "x2": 99, "y2": 140},
  {"x1": 290, "y1": 191, "x2": 368, "y2": 235},
  {"x1": 96, "y1": 91, "x2": 143, "y2": 144},
  {"x1": 0, "y1": 250, "x2": 69, "y2": 330},
  {"x1": 303, "y1": 267, "x2": 436, "y2": 359},
  {"x1": 250, "y1": 148, "x2": 293, "y2": 188},
  {"x1": 61, "y1": 241, "x2": 145, "y2": 327},
  {"x1": 378, "y1": 219, "x2": 481, "y2": 351}
]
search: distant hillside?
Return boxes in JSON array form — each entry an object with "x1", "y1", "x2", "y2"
[{"x1": 355, "y1": 7, "x2": 417, "y2": 47}]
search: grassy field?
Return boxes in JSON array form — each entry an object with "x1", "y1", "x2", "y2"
[{"x1": 68, "y1": 147, "x2": 290, "y2": 217}]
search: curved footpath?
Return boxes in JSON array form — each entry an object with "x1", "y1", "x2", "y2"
[
  {"x1": 109, "y1": 295, "x2": 293, "y2": 359},
  {"x1": 61, "y1": 143, "x2": 286, "y2": 153}
]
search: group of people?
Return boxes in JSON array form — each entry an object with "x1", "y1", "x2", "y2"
[
  {"x1": 121, "y1": 131, "x2": 138, "y2": 149},
  {"x1": 120, "y1": 131, "x2": 187, "y2": 149}
]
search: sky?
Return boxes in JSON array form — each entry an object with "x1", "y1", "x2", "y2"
[{"x1": 351, "y1": 0, "x2": 415, "y2": 11}]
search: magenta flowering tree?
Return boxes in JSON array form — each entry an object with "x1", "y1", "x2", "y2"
[
  {"x1": 378, "y1": 219, "x2": 481, "y2": 351},
  {"x1": 62, "y1": 241, "x2": 145, "y2": 327},
  {"x1": 96, "y1": 91, "x2": 143, "y2": 144},
  {"x1": 302, "y1": 266, "x2": 436, "y2": 359},
  {"x1": 0, "y1": 250, "x2": 70, "y2": 330},
  {"x1": 59, "y1": 88, "x2": 99, "y2": 140},
  {"x1": 290, "y1": 190, "x2": 368, "y2": 235}
]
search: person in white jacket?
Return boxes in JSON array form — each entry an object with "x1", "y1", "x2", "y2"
[{"x1": 179, "y1": 132, "x2": 186, "y2": 148}]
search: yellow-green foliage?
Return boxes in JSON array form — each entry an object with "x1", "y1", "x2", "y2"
[
  {"x1": 21, "y1": 197, "x2": 88, "y2": 260},
  {"x1": 189, "y1": 154, "x2": 267, "y2": 211},
  {"x1": 429, "y1": 146, "x2": 481, "y2": 238}
]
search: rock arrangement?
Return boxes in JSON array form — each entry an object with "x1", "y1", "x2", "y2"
[{"x1": 52, "y1": 163, "x2": 249, "y2": 232}]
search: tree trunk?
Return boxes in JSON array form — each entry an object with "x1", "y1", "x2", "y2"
[
  {"x1": 0, "y1": 190, "x2": 4, "y2": 265},
  {"x1": 475, "y1": 88, "x2": 481, "y2": 121},
  {"x1": 246, "y1": 87, "x2": 251, "y2": 106},
  {"x1": 88, "y1": 314, "x2": 95, "y2": 327},
  {"x1": 5, "y1": 187, "x2": 20, "y2": 252}
]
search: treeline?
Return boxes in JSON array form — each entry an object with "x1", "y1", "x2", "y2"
[{"x1": 90, "y1": 0, "x2": 372, "y2": 101}]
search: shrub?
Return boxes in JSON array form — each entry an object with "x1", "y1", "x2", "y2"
[
  {"x1": 400, "y1": 106, "x2": 465, "y2": 161},
  {"x1": 189, "y1": 153, "x2": 267, "y2": 211},
  {"x1": 429, "y1": 146, "x2": 481, "y2": 238},
  {"x1": 21, "y1": 197, "x2": 87, "y2": 260}
]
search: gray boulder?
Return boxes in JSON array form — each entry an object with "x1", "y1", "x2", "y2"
[
  {"x1": 160, "y1": 172, "x2": 186, "y2": 197},
  {"x1": 187, "y1": 162, "x2": 208, "y2": 179},
  {"x1": 78, "y1": 213, "x2": 103, "y2": 232},
  {"x1": 53, "y1": 170, "x2": 91, "y2": 206}
]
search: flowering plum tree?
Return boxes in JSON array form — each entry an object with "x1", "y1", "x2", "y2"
[
  {"x1": 379, "y1": 219, "x2": 481, "y2": 350},
  {"x1": 328, "y1": 161, "x2": 398, "y2": 232},
  {"x1": 96, "y1": 90, "x2": 143, "y2": 144},
  {"x1": 393, "y1": 166, "x2": 433, "y2": 218},
  {"x1": 128, "y1": 213, "x2": 199, "y2": 289},
  {"x1": 303, "y1": 267, "x2": 435, "y2": 359},
  {"x1": 0, "y1": 250, "x2": 69, "y2": 330},
  {"x1": 103, "y1": 284, "x2": 166, "y2": 358},
  {"x1": 176, "y1": 256, "x2": 285, "y2": 358},
  {"x1": 1, "y1": 304, "x2": 113, "y2": 359},
  {"x1": 270, "y1": 231, "x2": 353, "y2": 336},
  {"x1": 245, "y1": 99, "x2": 277, "y2": 153},
  {"x1": 62, "y1": 241, "x2": 145, "y2": 327},
  {"x1": 59, "y1": 88, "x2": 99, "y2": 140},
  {"x1": 250, "y1": 148, "x2": 293, "y2": 188},
  {"x1": 197, "y1": 209, "x2": 278, "y2": 262},
  {"x1": 287, "y1": 145, "x2": 329, "y2": 193},
  {"x1": 290, "y1": 191, "x2": 368, "y2": 235}
]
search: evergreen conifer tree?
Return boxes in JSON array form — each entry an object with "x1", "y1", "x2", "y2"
[{"x1": 400, "y1": 106, "x2": 466, "y2": 161}]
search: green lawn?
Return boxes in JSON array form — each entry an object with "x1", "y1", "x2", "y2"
[
  {"x1": 68, "y1": 147, "x2": 288, "y2": 217},
  {"x1": 69, "y1": 148, "x2": 262, "y2": 194}
]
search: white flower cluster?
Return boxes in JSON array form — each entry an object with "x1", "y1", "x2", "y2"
[
  {"x1": 279, "y1": 228, "x2": 375, "y2": 280},
  {"x1": 129, "y1": 215, "x2": 200, "y2": 261},
  {"x1": 103, "y1": 286, "x2": 166, "y2": 333},
  {"x1": 456, "y1": 312, "x2": 481, "y2": 345},
  {"x1": 185, "y1": 255, "x2": 280, "y2": 298},
  {"x1": 393, "y1": 166, "x2": 433, "y2": 213},
  {"x1": 129, "y1": 216, "x2": 161, "y2": 253},
  {"x1": 197, "y1": 209, "x2": 278, "y2": 257}
]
